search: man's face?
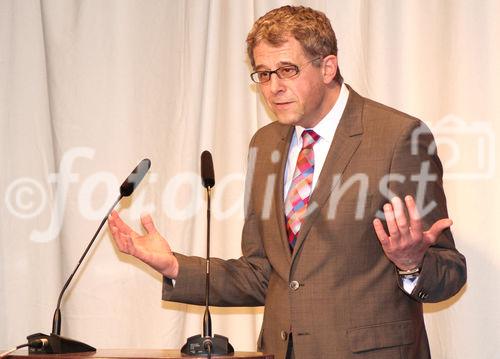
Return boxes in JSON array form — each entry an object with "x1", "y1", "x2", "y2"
[{"x1": 252, "y1": 37, "x2": 332, "y2": 128}]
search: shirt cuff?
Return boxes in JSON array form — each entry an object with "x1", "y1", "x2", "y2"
[{"x1": 401, "y1": 275, "x2": 420, "y2": 293}]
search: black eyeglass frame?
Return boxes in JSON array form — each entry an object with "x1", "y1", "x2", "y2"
[{"x1": 250, "y1": 57, "x2": 322, "y2": 84}]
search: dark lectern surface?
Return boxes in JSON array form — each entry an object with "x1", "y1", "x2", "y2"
[{"x1": 7, "y1": 349, "x2": 273, "y2": 359}]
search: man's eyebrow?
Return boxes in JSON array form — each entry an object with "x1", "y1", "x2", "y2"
[{"x1": 254, "y1": 61, "x2": 295, "y2": 71}]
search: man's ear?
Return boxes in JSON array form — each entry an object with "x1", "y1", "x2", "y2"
[{"x1": 322, "y1": 55, "x2": 338, "y2": 84}]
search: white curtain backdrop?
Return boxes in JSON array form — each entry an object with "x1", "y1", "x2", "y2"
[{"x1": 1, "y1": 0, "x2": 499, "y2": 357}]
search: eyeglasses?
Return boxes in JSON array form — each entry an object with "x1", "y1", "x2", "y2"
[{"x1": 250, "y1": 57, "x2": 321, "y2": 84}]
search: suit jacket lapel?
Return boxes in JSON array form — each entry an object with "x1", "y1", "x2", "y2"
[
  {"x1": 292, "y1": 87, "x2": 365, "y2": 260},
  {"x1": 274, "y1": 125, "x2": 295, "y2": 262}
]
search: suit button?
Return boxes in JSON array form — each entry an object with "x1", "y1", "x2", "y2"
[
  {"x1": 289, "y1": 280, "x2": 300, "y2": 291},
  {"x1": 280, "y1": 330, "x2": 288, "y2": 341},
  {"x1": 418, "y1": 290, "x2": 429, "y2": 299}
]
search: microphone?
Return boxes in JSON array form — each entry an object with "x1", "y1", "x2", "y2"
[
  {"x1": 181, "y1": 151, "x2": 234, "y2": 357},
  {"x1": 28, "y1": 159, "x2": 151, "y2": 354},
  {"x1": 201, "y1": 150, "x2": 215, "y2": 188},
  {"x1": 200, "y1": 151, "x2": 214, "y2": 340},
  {"x1": 120, "y1": 159, "x2": 152, "y2": 196}
]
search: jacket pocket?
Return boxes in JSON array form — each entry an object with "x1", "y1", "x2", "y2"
[{"x1": 347, "y1": 320, "x2": 414, "y2": 353}]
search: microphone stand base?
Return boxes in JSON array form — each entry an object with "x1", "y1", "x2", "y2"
[
  {"x1": 181, "y1": 334, "x2": 234, "y2": 356},
  {"x1": 27, "y1": 333, "x2": 96, "y2": 354}
]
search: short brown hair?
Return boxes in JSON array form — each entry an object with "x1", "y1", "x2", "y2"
[{"x1": 246, "y1": 5, "x2": 343, "y2": 84}]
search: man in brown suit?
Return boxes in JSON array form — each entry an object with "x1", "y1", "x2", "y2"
[{"x1": 109, "y1": 6, "x2": 466, "y2": 359}]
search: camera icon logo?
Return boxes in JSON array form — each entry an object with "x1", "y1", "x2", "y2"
[{"x1": 411, "y1": 114, "x2": 495, "y2": 180}]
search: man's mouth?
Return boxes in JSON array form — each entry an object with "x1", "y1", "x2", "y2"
[{"x1": 273, "y1": 101, "x2": 294, "y2": 109}]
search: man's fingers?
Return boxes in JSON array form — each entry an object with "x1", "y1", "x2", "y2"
[
  {"x1": 391, "y1": 197, "x2": 410, "y2": 236},
  {"x1": 110, "y1": 226, "x2": 129, "y2": 253},
  {"x1": 108, "y1": 211, "x2": 119, "y2": 231},
  {"x1": 109, "y1": 223, "x2": 125, "y2": 251},
  {"x1": 373, "y1": 218, "x2": 389, "y2": 244},
  {"x1": 122, "y1": 232, "x2": 137, "y2": 255},
  {"x1": 108, "y1": 212, "x2": 124, "y2": 248},
  {"x1": 141, "y1": 213, "x2": 158, "y2": 234},
  {"x1": 405, "y1": 196, "x2": 423, "y2": 233},
  {"x1": 383, "y1": 203, "x2": 400, "y2": 239},
  {"x1": 108, "y1": 210, "x2": 139, "y2": 254},
  {"x1": 424, "y1": 218, "x2": 453, "y2": 244},
  {"x1": 111, "y1": 211, "x2": 135, "y2": 235}
]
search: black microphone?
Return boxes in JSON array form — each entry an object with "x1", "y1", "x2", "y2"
[
  {"x1": 181, "y1": 151, "x2": 234, "y2": 357},
  {"x1": 200, "y1": 150, "x2": 215, "y2": 188},
  {"x1": 120, "y1": 158, "x2": 152, "y2": 196},
  {"x1": 28, "y1": 159, "x2": 151, "y2": 354}
]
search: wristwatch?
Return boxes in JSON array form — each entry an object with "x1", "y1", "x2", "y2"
[{"x1": 397, "y1": 265, "x2": 421, "y2": 276}]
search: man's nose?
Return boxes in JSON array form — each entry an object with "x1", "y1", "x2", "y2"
[{"x1": 269, "y1": 73, "x2": 285, "y2": 94}]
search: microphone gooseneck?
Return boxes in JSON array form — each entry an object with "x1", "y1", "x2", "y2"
[
  {"x1": 181, "y1": 151, "x2": 233, "y2": 356},
  {"x1": 203, "y1": 186, "x2": 212, "y2": 338},
  {"x1": 203, "y1": 186, "x2": 212, "y2": 359},
  {"x1": 201, "y1": 151, "x2": 214, "y2": 338},
  {"x1": 51, "y1": 195, "x2": 122, "y2": 335},
  {"x1": 29, "y1": 158, "x2": 151, "y2": 354},
  {"x1": 52, "y1": 158, "x2": 151, "y2": 336}
]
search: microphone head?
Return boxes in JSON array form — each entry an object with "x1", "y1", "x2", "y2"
[
  {"x1": 120, "y1": 158, "x2": 151, "y2": 197},
  {"x1": 201, "y1": 151, "x2": 215, "y2": 188}
]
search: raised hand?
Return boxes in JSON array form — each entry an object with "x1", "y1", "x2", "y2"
[
  {"x1": 108, "y1": 210, "x2": 179, "y2": 279},
  {"x1": 373, "y1": 195, "x2": 453, "y2": 271}
]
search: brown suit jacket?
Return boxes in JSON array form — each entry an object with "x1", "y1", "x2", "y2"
[{"x1": 163, "y1": 87, "x2": 466, "y2": 359}]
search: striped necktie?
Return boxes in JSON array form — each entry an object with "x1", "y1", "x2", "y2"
[{"x1": 285, "y1": 129, "x2": 320, "y2": 249}]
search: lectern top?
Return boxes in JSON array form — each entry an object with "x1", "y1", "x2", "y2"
[{"x1": 7, "y1": 349, "x2": 273, "y2": 359}]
